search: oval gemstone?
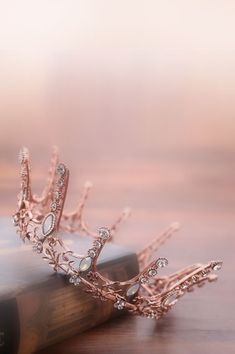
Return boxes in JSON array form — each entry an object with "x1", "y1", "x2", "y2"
[
  {"x1": 79, "y1": 257, "x2": 92, "y2": 272},
  {"x1": 126, "y1": 283, "x2": 140, "y2": 297},
  {"x1": 162, "y1": 291, "x2": 179, "y2": 306},
  {"x1": 42, "y1": 213, "x2": 55, "y2": 236}
]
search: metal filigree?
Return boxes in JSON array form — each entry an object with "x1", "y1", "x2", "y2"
[{"x1": 13, "y1": 147, "x2": 223, "y2": 320}]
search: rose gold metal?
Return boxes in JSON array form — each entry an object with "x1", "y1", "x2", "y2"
[{"x1": 13, "y1": 148, "x2": 223, "y2": 320}]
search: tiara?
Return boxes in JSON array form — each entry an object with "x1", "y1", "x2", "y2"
[{"x1": 13, "y1": 147, "x2": 222, "y2": 320}]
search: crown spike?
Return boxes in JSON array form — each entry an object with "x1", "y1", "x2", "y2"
[{"x1": 13, "y1": 148, "x2": 222, "y2": 321}]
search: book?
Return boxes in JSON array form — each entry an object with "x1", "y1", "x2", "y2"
[{"x1": 0, "y1": 218, "x2": 139, "y2": 354}]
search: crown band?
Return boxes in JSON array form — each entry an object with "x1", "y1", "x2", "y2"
[{"x1": 13, "y1": 147, "x2": 222, "y2": 319}]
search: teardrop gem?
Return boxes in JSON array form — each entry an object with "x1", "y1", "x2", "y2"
[
  {"x1": 126, "y1": 283, "x2": 140, "y2": 297},
  {"x1": 79, "y1": 257, "x2": 92, "y2": 272},
  {"x1": 162, "y1": 291, "x2": 179, "y2": 306},
  {"x1": 41, "y1": 213, "x2": 55, "y2": 236}
]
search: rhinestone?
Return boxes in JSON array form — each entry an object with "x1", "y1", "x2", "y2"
[
  {"x1": 93, "y1": 240, "x2": 102, "y2": 249},
  {"x1": 41, "y1": 213, "x2": 55, "y2": 236},
  {"x1": 98, "y1": 227, "x2": 111, "y2": 240},
  {"x1": 57, "y1": 179, "x2": 64, "y2": 187},
  {"x1": 57, "y1": 163, "x2": 66, "y2": 176},
  {"x1": 79, "y1": 257, "x2": 92, "y2": 272},
  {"x1": 126, "y1": 283, "x2": 140, "y2": 297},
  {"x1": 12, "y1": 214, "x2": 19, "y2": 226},
  {"x1": 162, "y1": 291, "x2": 179, "y2": 306},
  {"x1": 212, "y1": 262, "x2": 222, "y2": 271},
  {"x1": 69, "y1": 275, "x2": 81, "y2": 286},
  {"x1": 148, "y1": 268, "x2": 157, "y2": 277},
  {"x1": 140, "y1": 276, "x2": 148, "y2": 284},
  {"x1": 54, "y1": 191, "x2": 61, "y2": 200},
  {"x1": 147, "y1": 312, "x2": 156, "y2": 319},
  {"x1": 33, "y1": 242, "x2": 43, "y2": 254},
  {"x1": 88, "y1": 249, "x2": 96, "y2": 258},
  {"x1": 156, "y1": 258, "x2": 168, "y2": 268},
  {"x1": 51, "y1": 202, "x2": 57, "y2": 212},
  {"x1": 114, "y1": 299, "x2": 125, "y2": 310},
  {"x1": 191, "y1": 275, "x2": 199, "y2": 283},
  {"x1": 181, "y1": 282, "x2": 189, "y2": 289}
]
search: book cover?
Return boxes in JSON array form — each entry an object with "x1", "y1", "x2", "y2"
[{"x1": 0, "y1": 218, "x2": 139, "y2": 354}]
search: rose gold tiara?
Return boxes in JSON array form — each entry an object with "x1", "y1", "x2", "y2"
[{"x1": 13, "y1": 147, "x2": 222, "y2": 319}]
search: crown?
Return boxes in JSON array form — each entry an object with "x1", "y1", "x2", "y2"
[{"x1": 13, "y1": 147, "x2": 222, "y2": 319}]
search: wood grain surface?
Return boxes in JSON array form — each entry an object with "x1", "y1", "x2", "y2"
[{"x1": 1, "y1": 149, "x2": 234, "y2": 354}]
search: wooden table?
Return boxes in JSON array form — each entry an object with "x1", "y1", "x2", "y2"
[{"x1": 1, "y1": 154, "x2": 235, "y2": 354}]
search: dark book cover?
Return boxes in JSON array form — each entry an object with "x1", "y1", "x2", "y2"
[{"x1": 0, "y1": 218, "x2": 139, "y2": 354}]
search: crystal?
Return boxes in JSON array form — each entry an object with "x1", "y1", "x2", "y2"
[
  {"x1": 79, "y1": 257, "x2": 92, "y2": 272},
  {"x1": 57, "y1": 163, "x2": 66, "y2": 176},
  {"x1": 181, "y1": 281, "x2": 190, "y2": 289},
  {"x1": 98, "y1": 227, "x2": 111, "y2": 240},
  {"x1": 148, "y1": 268, "x2": 157, "y2": 277},
  {"x1": 156, "y1": 258, "x2": 168, "y2": 268},
  {"x1": 191, "y1": 275, "x2": 199, "y2": 283},
  {"x1": 57, "y1": 179, "x2": 64, "y2": 187},
  {"x1": 12, "y1": 214, "x2": 19, "y2": 226},
  {"x1": 42, "y1": 213, "x2": 55, "y2": 236},
  {"x1": 33, "y1": 242, "x2": 43, "y2": 254},
  {"x1": 212, "y1": 262, "x2": 222, "y2": 271},
  {"x1": 126, "y1": 283, "x2": 140, "y2": 297},
  {"x1": 51, "y1": 202, "x2": 57, "y2": 212},
  {"x1": 140, "y1": 276, "x2": 148, "y2": 284},
  {"x1": 54, "y1": 191, "x2": 61, "y2": 200},
  {"x1": 69, "y1": 275, "x2": 81, "y2": 286},
  {"x1": 147, "y1": 312, "x2": 156, "y2": 319},
  {"x1": 162, "y1": 291, "x2": 179, "y2": 306},
  {"x1": 114, "y1": 299, "x2": 125, "y2": 310},
  {"x1": 93, "y1": 240, "x2": 102, "y2": 249},
  {"x1": 88, "y1": 249, "x2": 96, "y2": 258}
]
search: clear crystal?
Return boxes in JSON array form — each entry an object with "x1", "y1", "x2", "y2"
[
  {"x1": 114, "y1": 299, "x2": 125, "y2": 310},
  {"x1": 69, "y1": 275, "x2": 81, "y2": 286},
  {"x1": 54, "y1": 191, "x2": 61, "y2": 200},
  {"x1": 162, "y1": 291, "x2": 179, "y2": 306},
  {"x1": 42, "y1": 213, "x2": 55, "y2": 236},
  {"x1": 140, "y1": 276, "x2": 148, "y2": 284},
  {"x1": 181, "y1": 282, "x2": 189, "y2": 289},
  {"x1": 57, "y1": 179, "x2": 64, "y2": 187},
  {"x1": 212, "y1": 262, "x2": 222, "y2": 271},
  {"x1": 156, "y1": 258, "x2": 168, "y2": 268},
  {"x1": 148, "y1": 268, "x2": 157, "y2": 277},
  {"x1": 93, "y1": 240, "x2": 102, "y2": 249},
  {"x1": 79, "y1": 257, "x2": 92, "y2": 272},
  {"x1": 33, "y1": 242, "x2": 43, "y2": 254},
  {"x1": 126, "y1": 283, "x2": 140, "y2": 297},
  {"x1": 191, "y1": 275, "x2": 199, "y2": 283},
  {"x1": 12, "y1": 214, "x2": 19, "y2": 226},
  {"x1": 57, "y1": 163, "x2": 66, "y2": 176},
  {"x1": 98, "y1": 227, "x2": 111, "y2": 240},
  {"x1": 51, "y1": 202, "x2": 57, "y2": 212},
  {"x1": 88, "y1": 249, "x2": 96, "y2": 258},
  {"x1": 147, "y1": 312, "x2": 156, "y2": 319}
]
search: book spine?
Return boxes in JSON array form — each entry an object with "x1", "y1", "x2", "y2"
[
  {"x1": 16, "y1": 253, "x2": 138, "y2": 354},
  {"x1": 0, "y1": 298, "x2": 20, "y2": 354}
]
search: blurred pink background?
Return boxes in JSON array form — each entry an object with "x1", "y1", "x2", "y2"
[{"x1": 0, "y1": 1, "x2": 234, "y2": 250}]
